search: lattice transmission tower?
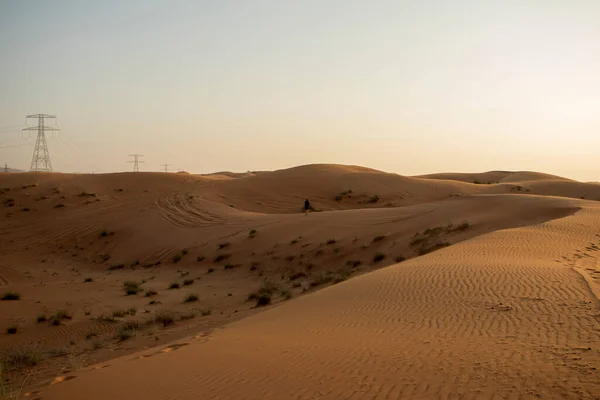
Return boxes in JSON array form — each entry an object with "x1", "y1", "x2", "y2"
[
  {"x1": 128, "y1": 154, "x2": 144, "y2": 172},
  {"x1": 160, "y1": 163, "x2": 171, "y2": 173},
  {"x1": 23, "y1": 114, "x2": 59, "y2": 172}
]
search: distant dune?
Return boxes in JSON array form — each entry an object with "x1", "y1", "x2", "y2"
[{"x1": 0, "y1": 164, "x2": 598, "y2": 399}]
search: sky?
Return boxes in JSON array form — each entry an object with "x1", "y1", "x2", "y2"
[{"x1": 1, "y1": 0, "x2": 599, "y2": 180}]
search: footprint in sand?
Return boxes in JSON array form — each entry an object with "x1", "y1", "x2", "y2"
[{"x1": 50, "y1": 375, "x2": 76, "y2": 385}]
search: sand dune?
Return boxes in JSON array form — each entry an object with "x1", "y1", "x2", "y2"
[
  {"x1": 34, "y1": 196, "x2": 600, "y2": 400},
  {"x1": 1, "y1": 164, "x2": 599, "y2": 399},
  {"x1": 417, "y1": 170, "x2": 574, "y2": 184}
]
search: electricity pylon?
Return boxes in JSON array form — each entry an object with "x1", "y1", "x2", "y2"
[
  {"x1": 128, "y1": 154, "x2": 144, "y2": 172},
  {"x1": 23, "y1": 114, "x2": 59, "y2": 172},
  {"x1": 160, "y1": 164, "x2": 171, "y2": 173}
]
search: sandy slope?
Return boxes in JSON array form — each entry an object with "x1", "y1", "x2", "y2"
[
  {"x1": 1, "y1": 165, "x2": 600, "y2": 399},
  {"x1": 417, "y1": 170, "x2": 574, "y2": 184},
  {"x1": 34, "y1": 196, "x2": 600, "y2": 400}
]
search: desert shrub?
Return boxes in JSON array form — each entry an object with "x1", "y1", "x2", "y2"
[
  {"x1": 83, "y1": 277, "x2": 93, "y2": 283},
  {"x1": 153, "y1": 310, "x2": 177, "y2": 327},
  {"x1": 199, "y1": 307, "x2": 212, "y2": 316},
  {"x1": 289, "y1": 271, "x2": 306, "y2": 281},
  {"x1": 1, "y1": 292, "x2": 20, "y2": 301},
  {"x1": 123, "y1": 281, "x2": 142, "y2": 295},
  {"x1": 183, "y1": 279, "x2": 194, "y2": 286},
  {"x1": 248, "y1": 279, "x2": 279, "y2": 307},
  {"x1": 373, "y1": 253, "x2": 386, "y2": 263},
  {"x1": 418, "y1": 241, "x2": 450, "y2": 255},
  {"x1": 86, "y1": 332, "x2": 98, "y2": 340},
  {"x1": 100, "y1": 254, "x2": 111, "y2": 262},
  {"x1": 36, "y1": 314, "x2": 48, "y2": 323},
  {"x1": 249, "y1": 229, "x2": 257, "y2": 238},
  {"x1": 181, "y1": 248, "x2": 189, "y2": 256},
  {"x1": 51, "y1": 309, "x2": 71, "y2": 322},
  {"x1": 169, "y1": 282, "x2": 180, "y2": 290},
  {"x1": 196, "y1": 255, "x2": 205, "y2": 262},
  {"x1": 292, "y1": 282, "x2": 302, "y2": 288},
  {"x1": 145, "y1": 289, "x2": 158, "y2": 297},
  {"x1": 6, "y1": 325, "x2": 17, "y2": 334},
  {"x1": 172, "y1": 254, "x2": 182, "y2": 263},
  {"x1": 394, "y1": 255, "x2": 406, "y2": 263},
  {"x1": 368, "y1": 195, "x2": 380, "y2": 203},
  {"x1": 214, "y1": 254, "x2": 230, "y2": 262},
  {"x1": 218, "y1": 242, "x2": 230, "y2": 249},
  {"x1": 372, "y1": 235, "x2": 386, "y2": 242},
  {"x1": 346, "y1": 260, "x2": 362, "y2": 267},
  {"x1": 223, "y1": 264, "x2": 235, "y2": 270},
  {"x1": 117, "y1": 323, "x2": 138, "y2": 341},
  {"x1": 326, "y1": 239, "x2": 336, "y2": 245},
  {"x1": 309, "y1": 273, "x2": 334, "y2": 287},
  {"x1": 107, "y1": 264, "x2": 124, "y2": 270},
  {"x1": 207, "y1": 268, "x2": 215, "y2": 274},
  {"x1": 183, "y1": 293, "x2": 198, "y2": 303},
  {"x1": 0, "y1": 347, "x2": 42, "y2": 371},
  {"x1": 281, "y1": 290, "x2": 292, "y2": 300}
]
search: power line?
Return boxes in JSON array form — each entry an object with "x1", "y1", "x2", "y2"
[
  {"x1": 160, "y1": 164, "x2": 172, "y2": 173},
  {"x1": 128, "y1": 154, "x2": 144, "y2": 172},
  {"x1": 22, "y1": 114, "x2": 59, "y2": 172}
]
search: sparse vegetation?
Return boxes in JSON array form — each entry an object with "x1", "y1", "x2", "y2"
[
  {"x1": 281, "y1": 290, "x2": 292, "y2": 300},
  {"x1": 169, "y1": 282, "x2": 181, "y2": 289},
  {"x1": 223, "y1": 264, "x2": 235, "y2": 270},
  {"x1": 172, "y1": 253, "x2": 183, "y2": 263},
  {"x1": 372, "y1": 235, "x2": 386, "y2": 242},
  {"x1": 249, "y1": 229, "x2": 257, "y2": 238},
  {"x1": 214, "y1": 253, "x2": 230, "y2": 262},
  {"x1": 394, "y1": 255, "x2": 406, "y2": 263},
  {"x1": 6, "y1": 325, "x2": 18, "y2": 335},
  {"x1": 199, "y1": 307, "x2": 212, "y2": 316},
  {"x1": 181, "y1": 248, "x2": 189, "y2": 256},
  {"x1": 83, "y1": 277, "x2": 93, "y2": 283},
  {"x1": 107, "y1": 263, "x2": 124, "y2": 270},
  {"x1": 183, "y1": 293, "x2": 198, "y2": 303},
  {"x1": 36, "y1": 314, "x2": 48, "y2": 323},
  {"x1": 54, "y1": 203, "x2": 65, "y2": 208},
  {"x1": 117, "y1": 322, "x2": 139, "y2": 341},
  {"x1": 418, "y1": 241, "x2": 450, "y2": 255},
  {"x1": 196, "y1": 255, "x2": 205, "y2": 262},
  {"x1": 183, "y1": 279, "x2": 194, "y2": 286},
  {"x1": 145, "y1": 289, "x2": 158, "y2": 297},
  {"x1": 123, "y1": 281, "x2": 142, "y2": 295},
  {"x1": 289, "y1": 271, "x2": 307, "y2": 281},
  {"x1": 373, "y1": 252, "x2": 386, "y2": 263},
  {"x1": 0, "y1": 347, "x2": 42, "y2": 371},
  {"x1": 1, "y1": 292, "x2": 20, "y2": 301},
  {"x1": 152, "y1": 310, "x2": 177, "y2": 327},
  {"x1": 247, "y1": 279, "x2": 279, "y2": 307},
  {"x1": 368, "y1": 195, "x2": 380, "y2": 203},
  {"x1": 346, "y1": 260, "x2": 362, "y2": 267},
  {"x1": 326, "y1": 239, "x2": 336, "y2": 245},
  {"x1": 100, "y1": 254, "x2": 111, "y2": 262},
  {"x1": 217, "y1": 242, "x2": 230, "y2": 250},
  {"x1": 99, "y1": 230, "x2": 115, "y2": 237},
  {"x1": 207, "y1": 268, "x2": 215, "y2": 274},
  {"x1": 50, "y1": 309, "x2": 71, "y2": 325}
]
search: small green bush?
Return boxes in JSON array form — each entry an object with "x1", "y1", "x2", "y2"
[
  {"x1": 123, "y1": 281, "x2": 142, "y2": 295},
  {"x1": 1, "y1": 292, "x2": 20, "y2": 301},
  {"x1": 373, "y1": 253, "x2": 386, "y2": 263},
  {"x1": 183, "y1": 293, "x2": 198, "y2": 303}
]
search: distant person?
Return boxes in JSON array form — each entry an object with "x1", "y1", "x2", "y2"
[{"x1": 304, "y1": 199, "x2": 310, "y2": 215}]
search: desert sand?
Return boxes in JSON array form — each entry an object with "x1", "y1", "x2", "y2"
[{"x1": 0, "y1": 164, "x2": 598, "y2": 399}]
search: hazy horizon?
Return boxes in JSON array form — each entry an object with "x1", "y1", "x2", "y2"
[{"x1": 1, "y1": 1, "x2": 599, "y2": 181}]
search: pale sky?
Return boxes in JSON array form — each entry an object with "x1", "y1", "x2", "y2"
[{"x1": 1, "y1": 0, "x2": 599, "y2": 180}]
